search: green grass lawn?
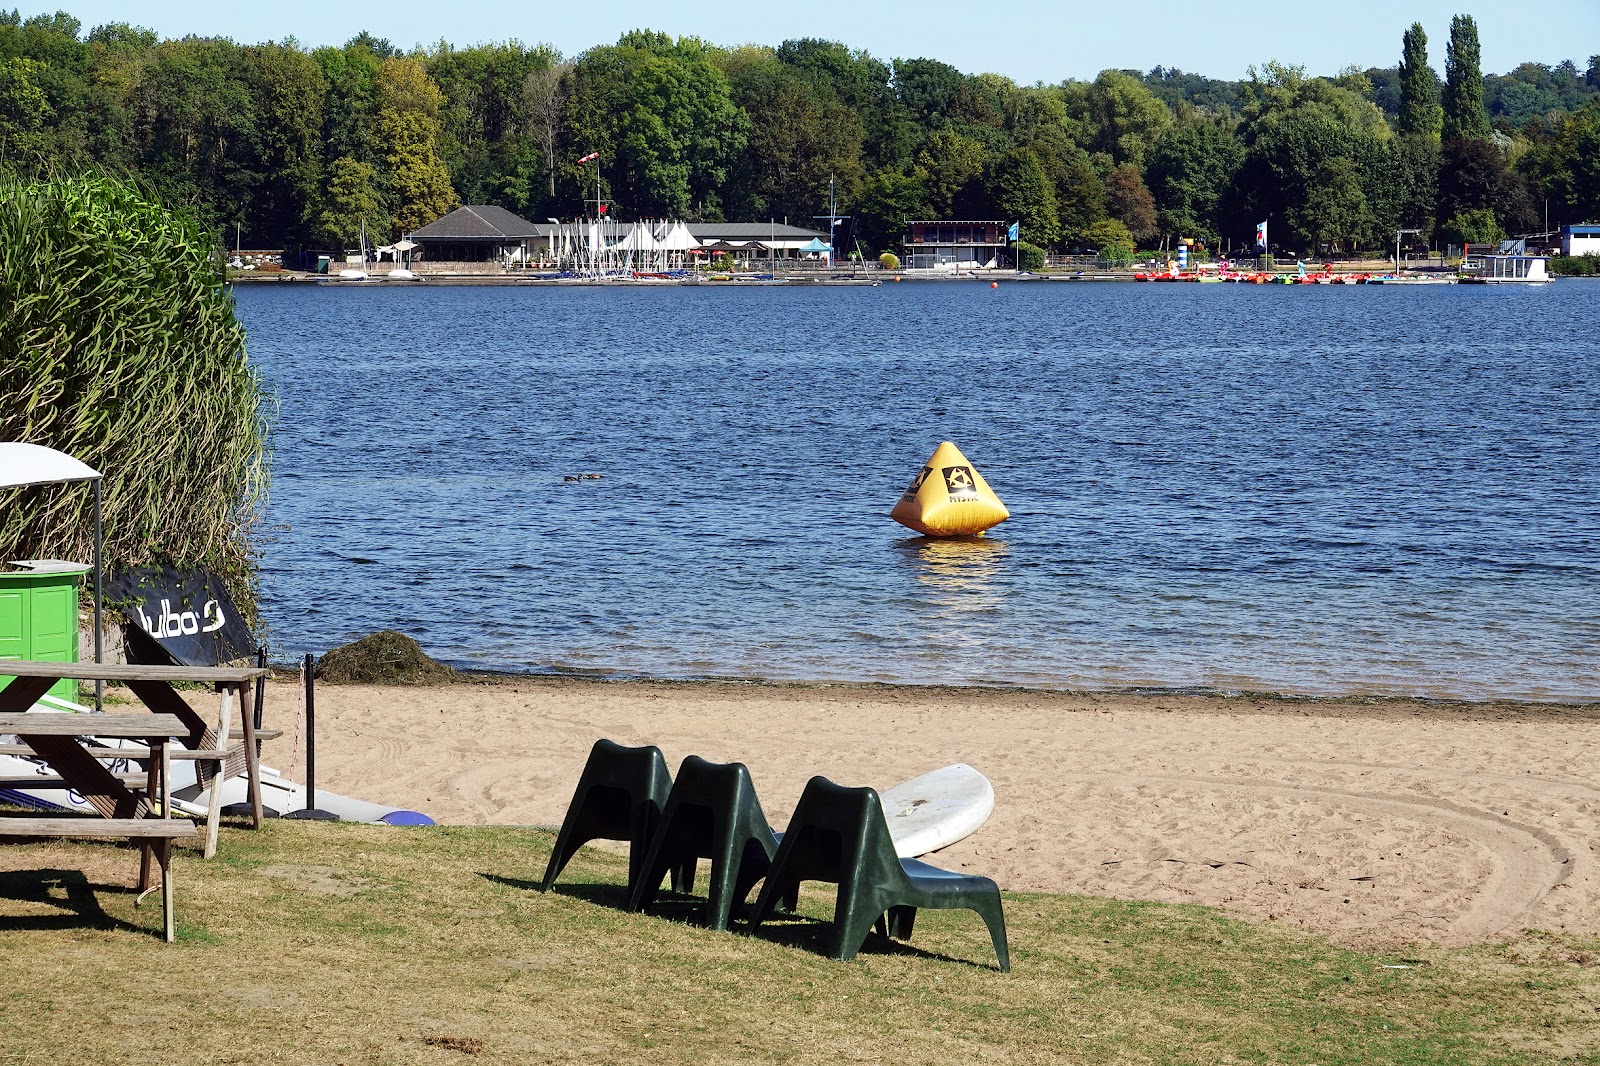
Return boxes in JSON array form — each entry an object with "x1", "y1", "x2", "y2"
[{"x1": 1, "y1": 821, "x2": 1596, "y2": 1064}]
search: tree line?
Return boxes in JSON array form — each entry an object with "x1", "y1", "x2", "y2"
[{"x1": 2, "y1": 9, "x2": 1597, "y2": 256}]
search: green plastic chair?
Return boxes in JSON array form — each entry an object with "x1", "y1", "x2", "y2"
[
  {"x1": 628, "y1": 755, "x2": 780, "y2": 931},
  {"x1": 749, "y1": 775, "x2": 1010, "y2": 972},
  {"x1": 540, "y1": 739, "x2": 689, "y2": 897}
]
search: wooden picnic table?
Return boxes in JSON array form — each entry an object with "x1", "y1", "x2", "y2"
[
  {"x1": 0, "y1": 709, "x2": 196, "y2": 940},
  {"x1": 0, "y1": 660, "x2": 269, "y2": 856}
]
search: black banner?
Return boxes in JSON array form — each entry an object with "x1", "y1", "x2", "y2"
[{"x1": 106, "y1": 567, "x2": 257, "y2": 666}]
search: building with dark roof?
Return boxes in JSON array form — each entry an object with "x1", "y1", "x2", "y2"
[
  {"x1": 683, "y1": 222, "x2": 826, "y2": 245},
  {"x1": 407, "y1": 207, "x2": 835, "y2": 270},
  {"x1": 409, "y1": 205, "x2": 547, "y2": 264}
]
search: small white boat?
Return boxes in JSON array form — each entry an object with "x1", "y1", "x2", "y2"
[
  {"x1": 0, "y1": 733, "x2": 433, "y2": 825},
  {"x1": 1459, "y1": 241, "x2": 1550, "y2": 284}
]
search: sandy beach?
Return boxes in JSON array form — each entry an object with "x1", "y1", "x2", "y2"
[{"x1": 253, "y1": 676, "x2": 1598, "y2": 948}]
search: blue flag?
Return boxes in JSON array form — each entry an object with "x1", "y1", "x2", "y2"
[{"x1": 1007, "y1": 222, "x2": 1019, "y2": 241}]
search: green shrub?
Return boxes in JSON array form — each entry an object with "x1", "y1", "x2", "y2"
[
  {"x1": 878, "y1": 251, "x2": 900, "y2": 271},
  {"x1": 1440, "y1": 208, "x2": 1503, "y2": 247},
  {"x1": 1081, "y1": 219, "x2": 1133, "y2": 250},
  {"x1": 1549, "y1": 253, "x2": 1600, "y2": 277},
  {"x1": 1012, "y1": 240, "x2": 1045, "y2": 271},
  {"x1": 1097, "y1": 240, "x2": 1136, "y2": 267},
  {"x1": 0, "y1": 172, "x2": 271, "y2": 623}
]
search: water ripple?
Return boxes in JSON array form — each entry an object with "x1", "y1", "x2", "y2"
[{"x1": 237, "y1": 282, "x2": 1600, "y2": 702}]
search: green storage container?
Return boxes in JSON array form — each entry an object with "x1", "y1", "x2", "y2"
[{"x1": 0, "y1": 562, "x2": 89, "y2": 706}]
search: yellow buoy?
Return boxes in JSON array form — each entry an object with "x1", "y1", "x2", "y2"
[{"x1": 889, "y1": 441, "x2": 1010, "y2": 537}]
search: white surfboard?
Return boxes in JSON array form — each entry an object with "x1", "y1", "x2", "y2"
[
  {"x1": 0, "y1": 742, "x2": 433, "y2": 826},
  {"x1": 879, "y1": 763, "x2": 994, "y2": 858}
]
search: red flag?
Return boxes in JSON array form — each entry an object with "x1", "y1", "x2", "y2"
[{"x1": 598, "y1": 204, "x2": 608, "y2": 215}]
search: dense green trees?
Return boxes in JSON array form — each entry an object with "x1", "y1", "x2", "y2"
[
  {"x1": 567, "y1": 31, "x2": 747, "y2": 218},
  {"x1": 1527, "y1": 100, "x2": 1600, "y2": 221},
  {"x1": 1442, "y1": 14, "x2": 1491, "y2": 142},
  {"x1": 375, "y1": 56, "x2": 459, "y2": 233},
  {"x1": 2, "y1": 10, "x2": 1596, "y2": 256},
  {"x1": 1144, "y1": 122, "x2": 1243, "y2": 244},
  {"x1": 995, "y1": 148, "x2": 1059, "y2": 246},
  {"x1": 721, "y1": 45, "x2": 864, "y2": 221},
  {"x1": 1397, "y1": 23, "x2": 1442, "y2": 141}
]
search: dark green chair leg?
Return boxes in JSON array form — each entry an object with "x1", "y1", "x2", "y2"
[
  {"x1": 972, "y1": 895, "x2": 1010, "y2": 973},
  {"x1": 750, "y1": 775, "x2": 1011, "y2": 972},
  {"x1": 833, "y1": 897, "x2": 883, "y2": 963},
  {"x1": 886, "y1": 905, "x2": 917, "y2": 940},
  {"x1": 540, "y1": 739, "x2": 676, "y2": 898},
  {"x1": 630, "y1": 755, "x2": 781, "y2": 931}
]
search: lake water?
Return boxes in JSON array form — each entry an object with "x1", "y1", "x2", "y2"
[{"x1": 236, "y1": 280, "x2": 1600, "y2": 702}]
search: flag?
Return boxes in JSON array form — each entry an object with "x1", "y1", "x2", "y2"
[
  {"x1": 1007, "y1": 222, "x2": 1020, "y2": 241},
  {"x1": 1255, "y1": 221, "x2": 1268, "y2": 250},
  {"x1": 598, "y1": 204, "x2": 608, "y2": 215}
]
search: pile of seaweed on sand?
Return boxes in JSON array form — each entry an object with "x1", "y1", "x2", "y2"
[{"x1": 317, "y1": 630, "x2": 458, "y2": 685}]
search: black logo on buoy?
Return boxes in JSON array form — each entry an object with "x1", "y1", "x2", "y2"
[
  {"x1": 903, "y1": 466, "x2": 932, "y2": 499},
  {"x1": 942, "y1": 465, "x2": 978, "y2": 500}
]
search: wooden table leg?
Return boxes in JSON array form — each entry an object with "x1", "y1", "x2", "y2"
[
  {"x1": 159, "y1": 838, "x2": 175, "y2": 943},
  {"x1": 23, "y1": 735, "x2": 143, "y2": 818},
  {"x1": 138, "y1": 738, "x2": 169, "y2": 892},
  {"x1": 203, "y1": 686, "x2": 234, "y2": 858},
  {"x1": 240, "y1": 681, "x2": 263, "y2": 829}
]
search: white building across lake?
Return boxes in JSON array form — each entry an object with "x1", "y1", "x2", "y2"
[
  {"x1": 1561, "y1": 224, "x2": 1600, "y2": 257},
  {"x1": 407, "y1": 207, "x2": 830, "y2": 272}
]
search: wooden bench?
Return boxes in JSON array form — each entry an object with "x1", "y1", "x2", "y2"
[
  {"x1": 0, "y1": 661, "x2": 271, "y2": 857},
  {"x1": 0, "y1": 729, "x2": 281, "y2": 758},
  {"x1": 0, "y1": 816, "x2": 199, "y2": 941},
  {"x1": 0, "y1": 773, "x2": 148, "y2": 789}
]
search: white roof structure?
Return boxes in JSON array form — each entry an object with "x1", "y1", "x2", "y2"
[
  {"x1": 658, "y1": 223, "x2": 699, "y2": 251},
  {"x1": 0, "y1": 443, "x2": 101, "y2": 489},
  {"x1": 617, "y1": 226, "x2": 661, "y2": 251}
]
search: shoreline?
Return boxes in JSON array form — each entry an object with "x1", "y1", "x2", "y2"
[
  {"x1": 227, "y1": 257, "x2": 1424, "y2": 286},
  {"x1": 277, "y1": 664, "x2": 1600, "y2": 716},
  {"x1": 255, "y1": 672, "x2": 1600, "y2": 947}
]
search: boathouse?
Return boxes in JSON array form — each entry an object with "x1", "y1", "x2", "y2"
[
  {"x1": 684, "y1": 222, "x2": 830, "y2": 260},
  {"x1": 409, "y1": 206, "x2": 550, "y2": 272},
  {"x1": 901, "y1": 221, "x2": 1010, "y2": 270}
]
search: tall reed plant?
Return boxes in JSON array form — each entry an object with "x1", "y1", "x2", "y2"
[{"x1": 0, "y1": 171, "x2": 271, "y2": 623}]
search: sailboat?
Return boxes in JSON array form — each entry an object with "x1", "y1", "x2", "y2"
[{"x1": 336, "y1": 219, "x2": 370, "y2": 280}]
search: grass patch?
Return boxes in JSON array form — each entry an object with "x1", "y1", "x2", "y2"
[{"x1": 0, "y1": 822, "x2": 1596, "y2": 1064}]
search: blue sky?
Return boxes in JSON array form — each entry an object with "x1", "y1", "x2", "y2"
[{"x1": 16, "y1": 1, "x2": 1599, "y2": 83}]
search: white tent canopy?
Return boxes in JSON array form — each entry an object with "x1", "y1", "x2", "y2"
[
  {"x1": 617, "y1": 226, "x2": 660, "y2": 251},
  {"x1": 658, "y1": 223, "x2": 699, "y2": 251},
  {"x1": 0, "y1": 442, "x2": 101, "y2": 489}
]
